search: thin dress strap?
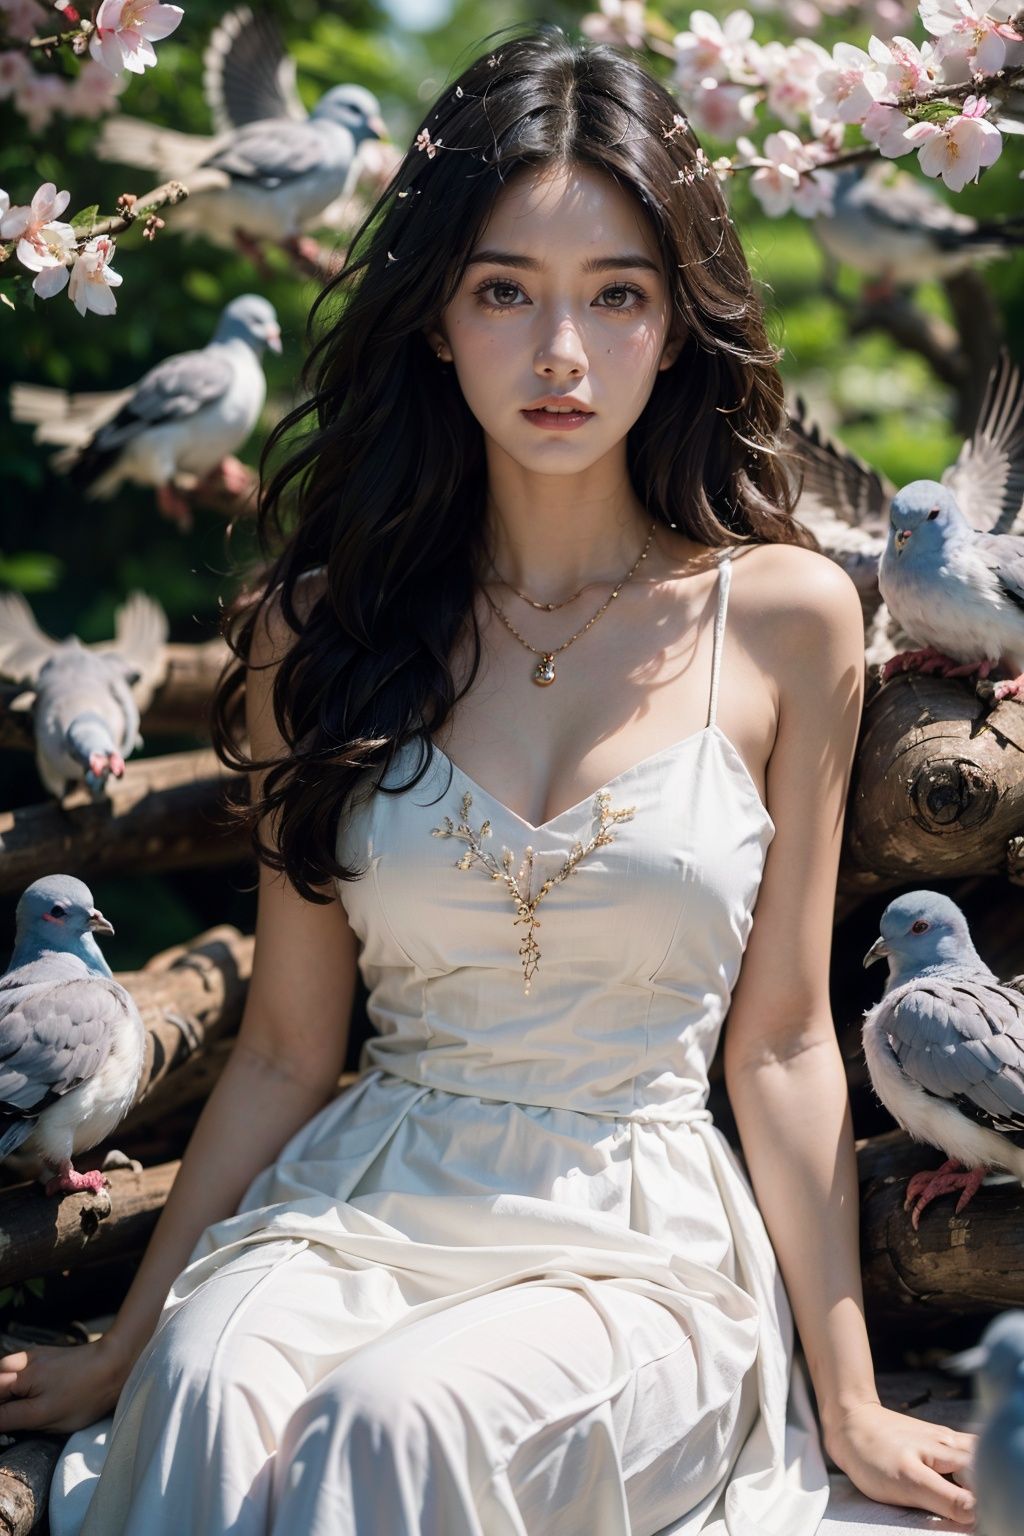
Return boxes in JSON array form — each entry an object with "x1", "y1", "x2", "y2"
[{"x1": 706, "y1": 548, "x2": 734, "y2": 729}]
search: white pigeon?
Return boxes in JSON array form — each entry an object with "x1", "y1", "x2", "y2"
[
  {"x1": 0, "y1": 875, "x2": 146, "y2": 1198},
  {"x1": 946, "y1": 1310, "x2": 1024, "y2": 1536},
  {"x1": 0, "y1": 589, "x2": 168, "y2": 800},
  {"x1": 94, "y1": 5, "x2": 387, "y2": 253},
  {"x1": 784, "y1": 349, "x2": 1024, "y2": 674},
  {"x1": 862, "y1": 890, "x2": 1024, "y2": 1229},
  {"x1": 10, "y1": 293, "x2": 281, "y2": 529},
  {"x1": 812, "y1": 162, "x2": 1024, "y2": 296}
]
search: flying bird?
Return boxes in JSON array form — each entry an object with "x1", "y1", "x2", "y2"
[
  {"x1": 946, "y1": 1310, "x2": 1024, "y2": 1536},
  {"x1": 94, "y1": 6, "x2": 387, "y2": 258},
  {"x1": 0, "y1": 589, "x2": 168, "y2": 800},
  {"x1": 784, "y1": 349, "x2": 1024, "y2": 678},
  {"x1": 0, "y1": 875, "x2": 146, "y2": 1198},
  {"x1": 812, "y1": 162, "x2": 1024, "y2": 298},
  {"x1": 10, "y1": 293, "x2": 281, "y2": 529},
  {"x1": 862, "y1": 889, "x2": 1024, "y2": 1228}
]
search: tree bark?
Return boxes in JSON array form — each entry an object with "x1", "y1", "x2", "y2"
[
  {"x1": 859, "y1": 1129, "x2": 1024, "y2": 1321},
  {"x1": 0, "y1": 749, "x2": 248, "y2": 894},
  {"x1": 839, "y1": 674, "x2": 1024, "y2": 898}
]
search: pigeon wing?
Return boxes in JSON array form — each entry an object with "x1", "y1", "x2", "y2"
[
  {"x1": 884, "y1": 975, "x2": 1024, "y2": 1146},
  {"x1": 94, "y1": 591, "x2": 170, "y2": 714},
  {"x1": 943, "y1": 349, "x2": 1024, "y2": 535},
  {"x1": 0, "y1": 592, "x2": 63, "y2": 686},
  {"x1": 91, "y1": 349, "x2": 235, "y2": 453},
  {"x1": 0, "y1": 975, "x2": 126, "y2": 1155},
  {"x1": 783, "y1": 398, "x2": 894, "y2": 535},
  {"x1": 203, "y1": 5, "x2": 305, "y2": 133},
  {"x1": 200, "y1": 118, "x2": 329, "y2": 188},
  {"x1": 855, "y1": 164, "x2": 977, "y2": 240},
  {"x1": 972, "y1": 530, "x2": 1024, "y2": 612}
]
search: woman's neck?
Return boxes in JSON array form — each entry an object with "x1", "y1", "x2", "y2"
[{"x1": 482, "y1": 448, "x2": 657, "y2": 599}]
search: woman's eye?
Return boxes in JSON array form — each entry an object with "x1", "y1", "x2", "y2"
[{"x1": 472, "y1": 279, "x2": 646, "y2": 313}]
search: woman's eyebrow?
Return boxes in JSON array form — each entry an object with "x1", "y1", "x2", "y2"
[{"x1": 465, "y1": 248, "x2": 662, "y2": 275}]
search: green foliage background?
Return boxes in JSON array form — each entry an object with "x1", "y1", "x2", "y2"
[{"x1": 1, "y1": 0, "x2": 1021, "y2": 972}]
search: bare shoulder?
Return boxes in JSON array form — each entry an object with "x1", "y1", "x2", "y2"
[{"x1": 728, "y1": 540, "x2": 864, "y2": 664}]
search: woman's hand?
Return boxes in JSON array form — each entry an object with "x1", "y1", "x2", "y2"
[
  {"x1": 0, "y1": 1333, "x2": 132, "y2": 1435},
  {"x1": 825, "y1": 1401, "x2": 977, "y2": 1527}
]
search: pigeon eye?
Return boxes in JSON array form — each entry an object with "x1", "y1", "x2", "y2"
[
  {"x1": 49, "y1": 904, "x2": 67, "y2": 918},
  {"x1": 910, "y1": 919, "x2": 930, "y2": 933},
  {"x1": 926, "y1": 508, "x2": 939, "y2": 520}
]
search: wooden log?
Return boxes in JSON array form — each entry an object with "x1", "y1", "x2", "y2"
[
  {"x1": 859, "y1": 1129, "x2": 1024, "y2": 1321},
  {"x1": 0, "y1": 748, "x2": 248, "y2": 894},
  {"x1": 0, "y1": 640, "x2": 231, "y2": 755},
  {"x1": 839, "y1": 674, "x2": 1024, "y2": 898},
  {"x1": 0, "y1": 1433, "x2": 68, "y2": 1536}
]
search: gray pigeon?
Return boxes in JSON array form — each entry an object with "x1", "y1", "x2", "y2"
[
  {"x1": 862, "y1": 890, "x2": 1024, "y2": 1228},
  {"x1": 878, "y1": 479, "x2": 1024, "y2": 698},
  {"x1": 784, "y1": 349, "x2": 1024, "y2": 675},
  {"x1": 0, "y1": 590, "x2": 168, "y2": 800},
  {"x1": 94, "y1": 6, "x2": 387, "y2": 253},
  {"x1": 945, "y1": 1310, "x2": 1024, "y2": 1536},
  {"x1": 812, "y1": 162, "x2": 1024, "y2": 296},
  {"x1": 0, "y1": 875, "x2": 146, "y2": 1198},
  {"x1": 10, "y1": 294, "x2": 281, "y2": 530}
]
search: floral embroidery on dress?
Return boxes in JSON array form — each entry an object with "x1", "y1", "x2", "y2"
[{"x1": 431, "y1": 788, "x2": 636, "y2": 994}]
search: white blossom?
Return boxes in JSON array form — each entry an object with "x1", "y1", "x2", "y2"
[
  {"x1": 88, "y1": 0, "x2": 184, "y2": 77},
  {"x1": 67, "y1": 233, "x2": 123, "y2": 315},
  {"x1": 904, "y1": 92, "x2": 1003, "y2": 190}
]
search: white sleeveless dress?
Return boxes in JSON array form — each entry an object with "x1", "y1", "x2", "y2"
[{"x1": 51, "y1": 547, "x2": 831, "y2": 1536}]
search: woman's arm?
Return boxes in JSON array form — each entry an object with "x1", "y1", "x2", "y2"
[
  {"x1": 0, "y1": 576, "x2": 361, "y2": 1433},
  {"x1": 722, "y1": 548, "x2": 976, "y2": 1527}
]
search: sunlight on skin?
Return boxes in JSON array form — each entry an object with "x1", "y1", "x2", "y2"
[{"x1": 423, "y1": 161, "x2": 686, "y2": 596}]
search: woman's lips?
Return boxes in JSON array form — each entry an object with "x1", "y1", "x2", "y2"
[{"x1": 520, "y1": 408, "x2": 594, "y2": 431}]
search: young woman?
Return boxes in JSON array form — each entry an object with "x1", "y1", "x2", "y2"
[{"x1": 8, "y1": 23, "x2": 975, "y2": 1536}]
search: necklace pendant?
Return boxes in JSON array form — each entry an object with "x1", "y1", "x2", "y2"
[{"x1": 533, "y1": 653, "x2": 557, "y2": 686}]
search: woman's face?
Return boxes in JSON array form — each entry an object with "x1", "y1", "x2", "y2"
[{"x1": 430, "y1": 161, "x2": 684, "y2": 475}]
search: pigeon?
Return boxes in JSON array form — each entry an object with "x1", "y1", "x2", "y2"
[
  {"x1": 0, "y1": 589, "x2": 168, "y2": 800},
  {"x1": 9, "y1": 293, "x2": 281, "y2": 529},
  {"x1": 0, "y1": 875, "x2": 146, "y2": 1198},
  {"x1": 945, "y1": 1310, "x2": 1024, "y2": 1536},
  {"x1": 812, "y1": 162, "x2": 1024, "y2": 297},
  {"x1": 862, "y1": 889, "x2": 1024, "y2": 1228},
  {"x1": 783, "y1": 348, "x2": 1024, "y2": 676},
  {"x1": 94, "y1": 5, "x2": 387, "y2": 255}
]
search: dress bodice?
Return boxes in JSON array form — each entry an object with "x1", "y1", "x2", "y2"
[{"x1": 335, "y1": 548, "x2": 775, "y2": 1123}]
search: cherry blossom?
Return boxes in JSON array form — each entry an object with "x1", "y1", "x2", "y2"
[
  {"x1": 904, "y1": 92, "x2": 1003, "y2": 189},
  {"x1": 13, "y1": 70, "x2": 66, "y2": 131},
  {"x1": 580, "y1": 0, "x2": 647, "y2": 49},
  {"x1": 919, "y1": 0, "x2": 1023, "y2": 74},
  {"x1": 737, "y1": 129, "x2": 835, "y2": 216},
  {"x1": 673, "y1": 10, "x2": 758, "y2": 89},
  {"x1": 88, "y1": 0, "x2": 184, "y2": 78},
  {"x1": 861, "y1": 99, "x2": 917, "y2": 155},
  {"x1": 66, "y1": 234, "x2": 122, "y2": 315},
  {"x1": 758, "y1": 38, "x2": 832, "y2": 129},
  {"x1": 62, "y1": 57, "x2": 128, "y2": 117},
  {"x1": 685, "y1": 77, "x2": 761, "y2": 139},
  {"x1": 867, "y1": 32, "x2": 945, "y2": 96},
  {"x1": 0, "y1": 184, "x2": 77, "y2": 299},
  {"x1": 0, "y1": 0, "x2": 48, "y2": 41},
  {"x1": 0, "y1": 50, "x2": 31, "y2": 101},
  {"x1": 814, "y1": 41, "x2": 887, "y2": 123}
]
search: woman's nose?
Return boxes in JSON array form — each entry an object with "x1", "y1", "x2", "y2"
[{"x1": 534, "y1": 313, "x2": 589, "y2": 374}]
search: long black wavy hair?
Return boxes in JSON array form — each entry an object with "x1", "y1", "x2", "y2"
[{"x1": 210, "y1": 21, "x2": 818, "y2": 903}]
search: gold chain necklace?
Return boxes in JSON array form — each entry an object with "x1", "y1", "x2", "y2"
[
  {"x1": 484, "y1": 552, "x2": 585, "y2": 611},
  {"x1": 483, "y1": 520, "x2": 657, "y2": 686}
]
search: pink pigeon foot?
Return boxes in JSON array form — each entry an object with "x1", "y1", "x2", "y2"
[
  {"x1": 43, "y1": 1163, "x2": 110, "y2": 1198},
  {"x1": 940, "y1": 657, "x2": 996, "y2": 680},
  {"x1": 88, "y1": 750, "x2": 124, "y2": 781},
  {"x1": 903, "y1": 1157, "x2": 986, "y2": 1230},
  {"x1": 881, "y1": 646, "x2": 962, "y2": 683},
  {"x1": 156, "y1": 483, "x2": 194, "y2": 532},
  {"x1": 232, "y1": 228, "x2": 275, "y2": 282},
  {"x1": 992, "y1": 673, "x2": 1024, "y2": 702}
]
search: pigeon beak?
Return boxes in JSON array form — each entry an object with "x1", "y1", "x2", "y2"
[
  {"x1": 863, "y1": 937, "x2": 890, "y2": 968},
  {"x1": 266, "y1": 326, "x2": 283, "y2": 354},
  {"x1": 368, "y1": 113, "x2": 388, "y2": 139},
  {"x1": 943, "y1": 1344, "x2": 988, "y2": 1376},
  {"x1": 87, "y1": 908, "x2": 115, "y2": 937},
  {"x1": 894, "y1": 529, "x2": 911, "y2": 552}
]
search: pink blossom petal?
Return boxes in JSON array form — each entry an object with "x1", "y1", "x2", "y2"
[
  {"x1": 0, "y1": 204, "x2": 31, "y2": 239},
  {"x1": 90, "y1": 29, "x2": 126, "y2": 74},
  {"x1": 138, "y1": 2, "x2": 182, "y2": 41},
  {"x1": 32, "y1": 263, "x2": 70, "y2": 299}
]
